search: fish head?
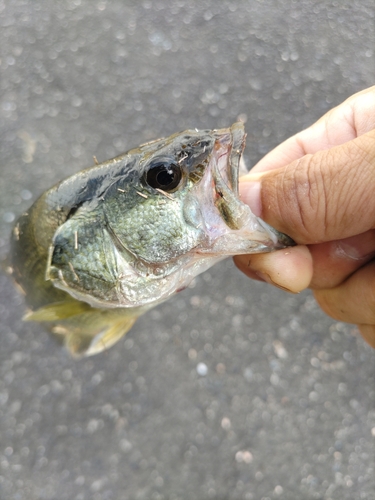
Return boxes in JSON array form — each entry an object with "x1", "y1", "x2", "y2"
[{"x1": 47, "y1": 123, "x2": 293, "y2": 309}]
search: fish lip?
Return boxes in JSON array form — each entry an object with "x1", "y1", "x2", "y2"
[
  {"x1": 212, "y1": 122, "x2": 246, "y2": 195},
  {"x1": 228, "y1": 122, "x2": 246, "y2": 195}
]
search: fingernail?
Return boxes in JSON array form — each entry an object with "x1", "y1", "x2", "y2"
[
  {"x1": 254, "y1": 271, "x2": 296, "y2": 293},
  {"x1": 239, "y1": 181, "x2": 262, "y2": 217},
  {"x1": 335, "y1": 233, "x2": 375, "y2": 261}
]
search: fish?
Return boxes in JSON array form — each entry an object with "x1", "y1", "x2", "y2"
[{"x1": 9, "y1": 123, "x2": 294, "y2": 357}]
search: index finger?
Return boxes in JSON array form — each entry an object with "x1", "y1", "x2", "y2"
[{"x1": 249, "y1": 85, "x2": 375, "y2": 174}]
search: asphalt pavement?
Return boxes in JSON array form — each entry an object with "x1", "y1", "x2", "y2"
[{"x1": 0, "y1": 1, "x2": 374, "y2": 499}]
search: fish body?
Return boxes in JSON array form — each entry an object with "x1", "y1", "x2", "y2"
[{"x1": 10, "y1": 123, "x2": 293, "y2": 356}]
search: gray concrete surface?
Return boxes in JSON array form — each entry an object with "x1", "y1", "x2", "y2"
[{"x1": 0, "y1": 1, "x2": 374, "y2": 499}]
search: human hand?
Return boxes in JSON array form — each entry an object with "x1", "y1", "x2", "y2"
[{"x1": 234, "y1": 86, "x2": 375, "y2": 348}]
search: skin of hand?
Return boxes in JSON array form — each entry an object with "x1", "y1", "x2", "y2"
[{"x1": 234, "y1": 86, "x2": 375, "y2": 348}]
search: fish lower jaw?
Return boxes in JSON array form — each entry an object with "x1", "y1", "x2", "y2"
[
  {"x1": 196, "y1": 235, "x2": 281, "y2": 257},
  {"x1": 196, "y1": 217, "x2": 293, "y2": 256}
]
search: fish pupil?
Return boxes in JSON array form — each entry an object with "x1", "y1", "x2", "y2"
[
  {"x1": 156, "y1": 169, "x2": 174, "y2": 185},
  {"x1": 145, "y1": 163, "x2": 182, "y2": 191}
]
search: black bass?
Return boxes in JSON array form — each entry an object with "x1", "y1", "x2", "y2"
[{"x1": 10, "y1": 123, "x2": 293, "y2": 356}]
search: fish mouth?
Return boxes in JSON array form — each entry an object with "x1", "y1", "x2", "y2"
[
  {"x1": 211, "y1": 122, "x2": 247, "y2": 230},
  {"x1": 213, "y1": 122, "x2": 246, "y2": 197},
  {"x1": 195, "y1": 122, "x2": 295, "y2": 255}
]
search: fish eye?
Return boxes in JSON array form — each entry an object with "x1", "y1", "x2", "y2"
[{"x1": 145, "y1": 162, "x2": 182, "y2": 192}]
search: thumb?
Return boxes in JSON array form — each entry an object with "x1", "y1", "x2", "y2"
[{"x1": 240, "y1": 129, "x2": 375, "y2": 244}]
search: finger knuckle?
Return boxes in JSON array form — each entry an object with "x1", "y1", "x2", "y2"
[{"x1": 278, "y1": 154, "x2": 329, "y2": 241}]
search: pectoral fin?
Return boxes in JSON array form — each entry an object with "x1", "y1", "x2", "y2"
[
  {"x1": 50, "y1": 309, "x2": 138, "y2": 357},
  {"x1": 23, "y1": 299, "x2": 140, "y2": 357},
  {"x1": 24, "y1": 300, "x2": 92, "y2": 322},
  {"x1": 65, "y1": 316, "x2": 137, "y2": 357}
]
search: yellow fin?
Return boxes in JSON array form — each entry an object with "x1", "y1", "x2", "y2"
[
  {"x1": 24, "y1": 300, "x2": 91, "y2": 322},
  {"x1": 25, "y1": 301, "x2": 139, "y2": 356},
  {"x1": 65, "y1": 317, "x2": 137, "y2": 356},
  {"x1": 52, "y1": 314, "x2": 137, "y2": 357}
]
